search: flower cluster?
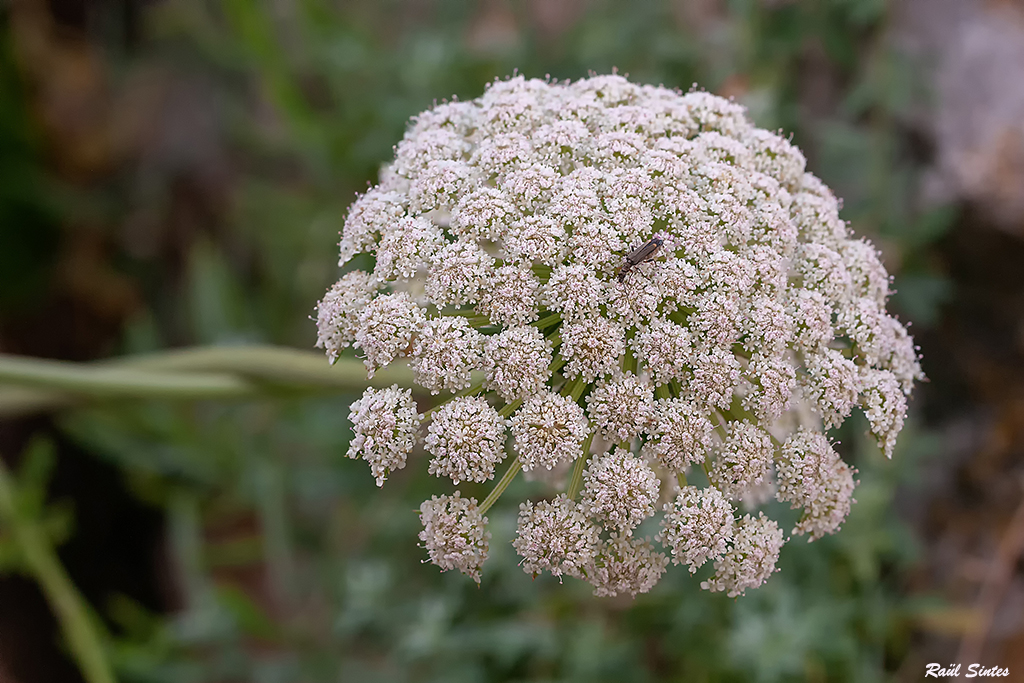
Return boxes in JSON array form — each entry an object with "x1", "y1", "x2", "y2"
[{"x1": 318, "y1": 74, "x2": 922, "y2": 597}]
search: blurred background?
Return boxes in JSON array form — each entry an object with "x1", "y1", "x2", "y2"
[{"x1": 1, "y1": 0, "x2": 1023, "y2": 681}]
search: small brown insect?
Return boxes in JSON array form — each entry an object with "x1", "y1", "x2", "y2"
[{"x1": 617, "y1": 237, "x2": 664, "y2": 282}]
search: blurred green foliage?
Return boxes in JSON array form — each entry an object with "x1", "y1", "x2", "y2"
[{"x1": 2, "y1": 0, "x2": 955, "y2": 680}]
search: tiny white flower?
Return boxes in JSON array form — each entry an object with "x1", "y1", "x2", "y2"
[
  {"x1": 789, "y1": 288, "x2": 833, "y2": 353},
  {"x1": 642, "y1": 398, "x2": 716, "y2": 474},
  {"x1": 800, "y1": 347, "x2": 861, "y2": 430},
  {"x1": 481, "y1": 326, "x2": 552, "y2": 401},
  {"x1": 504, "y1": 214, "x2": 565, "y2": 265},
  {"x1": 859, "y1": 368, "x2": 907, "y2": 458},
  {"x1": 477, "y1": 265, "x2": 541, "y2": 327},
  {"x1": 631, "y1": 318, "x2": 693, "y2": 386},
  {"x1": 338, "y1": 189, "x2": 406, "y2": 266},
  {"x1": 410, "y1": 317, "x2": 484, "y2": 394},
  {"x1": 741, "y1": 352, "x2": 797, "y2": 424},
  {"x1": 776, "y1": 429, "x2": 857, "y2": 539},
  {"x1": 790, "y1": 189, "x2": 848, "y2": 248},
  {"x1": 353, "y1": 292, "x2": 427, "y2": 377},
  {"x1": 510, "y1": 390, "x2": 589, "y2": 472},
  {"x1": 315, "y1": 270, "x2": 379, "y2": 362},
  {"x1": 544, "y1": 264, "x2": 606, "y2": 321},
  {"x1": 584, "y1": 373, "x2": 655, "y2": 444},
  {"x1": 701, "y1": 513, "x2": 784, "y2": 597},
  {"x1": 658, "y1": 486, "x2": 734, "y2": 572},
  {"x1": 425, "y1": 240, "x2": 495, "y2": 306},
  {"x1": 374, "y1": 216, "x2": 445, "y2": 282},
  {"x1": 450, "y1": 186, "x2": 519, "y2": 241},
  {"x1": 346, "y1": 385, "x2": 422, "y2": 486},
  {"x1": 514, "y1": 494, "x2": 600, "y2": 580},
  {"x1": 709, "y1": 421, "x2": 775, "y2": 501},
  {"x1": 688, "y1": 344, "x2": 741, "y2": 410},
  {"x1": 585, "y1": 533, "x2": 668, "y2": 598},
  {"x1": 580, "y1": 447, "x2": 660, "y2": 533},
  {"x1": 560, "y1": 317, "x2": 626, "y2": 382},
  {"x1": 425, "y1": 396, "x2": 507, "y2": 484},
  {"x1": 840, "y1": 238, "x2": 891, "y2": 305},
  {"x1": 419, "y1": 493, "x2": 490, "y2": 583},
  {"x1": 743, "y1": 128, "x2": 807, "y2": 191}
]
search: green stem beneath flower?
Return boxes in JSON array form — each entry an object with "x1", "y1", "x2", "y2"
[
  {"x1": 623, "y1": 329, "x2": 637, "y2": 375},
  {"x1": 533, "y1": 312, "x2": 562, "y2": 331},
  {"x1": 559, "y1": 375, "x2": 583, "y2": 399},
  {"x1": 569, "y1": 378, "x2": 588, "y2": 402},
  {"x1": 531, "y1": 265, "x2": 553, "y2": 283},
  {"x1": 669, "y1": 379, "x2": 683, "y2": 398},
  {"x1": 498, "y1": 398, "x2": 523, "y2": 418},
  {"x1": 0, "y1": 346, "x2": 421, "y2": 417},
  {"x1": 479, "y1": 456, "x2": 521, "y2": 515},
  {"x1": 566, "y1": 430, "x2": 595, "y2": 500}
]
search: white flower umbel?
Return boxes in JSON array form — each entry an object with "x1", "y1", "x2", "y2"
[
  {"x1": 581, "y1": 447, "x2": 660, "y2": 533},
  {"x1": 425, "y1": 396, "x2": 507, "y2": 484},
  {"x1": 585, "y1": 373, "x2": 655, "y2": 445},
  {"x1": 560, "y1": 317, "x2": 626, "y2": 382},
  {"x1": 418, "y1": 493, "x2": 490, "y2": 583},
  {"x1": 701, "y1": 513, "x2": 785, "y2": 597},
  {"x1": 510, "y1": 390, "x2": 589, "y2": 471},
  {"x1": 642, "y1": 398, "x2": 716, "y2": 474},
  {"x1": 353, "y1": 292, "x2": 426, "y2": 377},
  {"x1": 776, "y1": 429, "x2": 857, "y2": 539},
  {"x1": 859, "y1": 368, "x2": 907, "y2": 459},
  {"x1": 315, "y1": 271, "x2": 379, "y2": 362},
  {"x1": 586, "y1": 533, "x2": 669, "y2": 598},
  {"x1": 708, "y1": 420, "x2": 775, "y2": 501},
  {"x1": 346, "y1": 385, "x2": 422, "y2": 486},
  {"x1": 478, "y1": 265, "x2": 541, "y2": 327},
  {"x1": 320, "y1": 73, "x2": 922, "y2": 596},
  {"x1": 514, "y1": 494, "x2": 600, "y2": 580},
  {"x1": 545, "y1": 264, "x2": 605, "y2": 320},
  {"x1": 658, "y1": 486, "x2": 734, "y2": 573},
  {"x1": 410, "y1": 317, "x2": 483, "y2": 394},
  {"x1": 482, "y1": 326, "x2": 552, "y2": 401}
]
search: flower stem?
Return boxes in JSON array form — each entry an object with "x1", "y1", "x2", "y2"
[
  {"x1": 533, "y1": 312, "x2": 562, "y2": 331},
  {"x1": 479, "y1": 457, "x2": 521, "y2": 515},
  {"x1": 531, "y1": 265, "x2": 553, "y2": 283},
  {"x1": 669, "y1": 379, "x2": 683, "y2": 398},
  {"x1": 622, "y1": 329, "x2": 637, "y2": 374},
  {"x1": 548, "y1": 355, "x2": 567, "y2": 374},
  {"x1": 566, "y1": 430, "x2": 595, "y2": 500},
  {"x1": 498, "y1": 398, "x2": 523, "y2": 418},
  {"x1": 559, "y1": 375, "x2": 583, "y2": 399},
  {"x1": 569, "y1": 378, "x2": 588, "y2": 402},
  {"x1": 0, "y1": 458, "x2": 115, "y2": 683},
  {"x1": 0, "y1": 346, "x2": 418, "y2": 416}
]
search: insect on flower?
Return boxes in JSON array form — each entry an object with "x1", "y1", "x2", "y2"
[{"x1": 616, "y1": 237, "x2": 664, "y2": 282}]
